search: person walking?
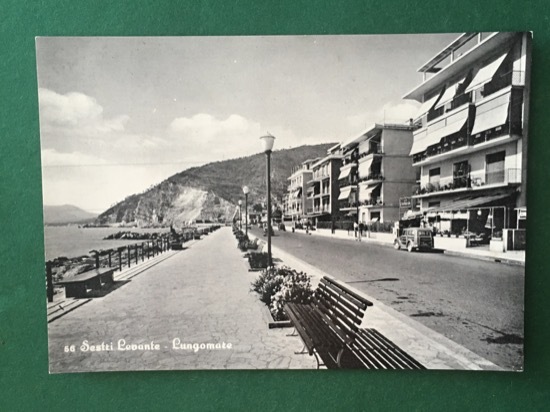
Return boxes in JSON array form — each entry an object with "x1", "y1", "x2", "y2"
[
  {"x1": 353, "y1": 221, "x2": 359, "y2": 241},
  {"x1": 358, "y1": 221, "x2": 364, "y2": 242}
]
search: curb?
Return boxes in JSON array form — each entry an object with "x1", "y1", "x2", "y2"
[{"x1": 443, "y1": 250, "x2": 525, "y2": 267}]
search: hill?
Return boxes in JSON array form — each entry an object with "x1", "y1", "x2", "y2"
[
  {"x1": 44, "y1": 205, "x2": 97, "y2": 225},
  {"x1": 96, "y1": 143, "x2": 334, "y2": 227}
]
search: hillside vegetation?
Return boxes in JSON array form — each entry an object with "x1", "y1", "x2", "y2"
[{"x1": 96, "y1": 143, "x2": 334, "y2": 227}]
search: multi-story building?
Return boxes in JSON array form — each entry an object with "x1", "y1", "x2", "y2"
[
  {"x1": 286, "y1": 158, "x2": 317, "y2": 223},
  {"x1": 339, "y1": 123, "x2": 416, "y2": 224},
  {"x1": 404, "y1": 32, "x2": 530, "y2": 243},
  {"x1": 306, "y1": 144, "x2": 342, "y2": 225}
]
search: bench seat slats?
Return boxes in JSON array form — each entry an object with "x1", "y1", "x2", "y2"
[
  {"x1": 349, "y1": 329, "x2": 425, "y2": 370},
  {"x1": 285, "y1": 303, "x2": 348, "y2": 353}
]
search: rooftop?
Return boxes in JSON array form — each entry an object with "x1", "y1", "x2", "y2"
[{"x1": 403, "y1": 32, "x2": 519, "y2": 101}]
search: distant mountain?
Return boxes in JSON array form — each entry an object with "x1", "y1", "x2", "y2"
[
  {"x1": 96, "y1": 143, "x2": 335, "y2": 227},
  {"x1": 44, "y1": 205, "x2": 97, "y2": 225}
]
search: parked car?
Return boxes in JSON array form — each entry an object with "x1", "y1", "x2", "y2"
[{"x1": 394, "y1": 227, "x2": 434, "y2": 252}]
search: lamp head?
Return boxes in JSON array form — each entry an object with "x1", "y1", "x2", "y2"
[
  {"x1": 242, "y1": 185, "x2": 249, "y2": 195},
  {"x1": 238, "y1": 199, "x2": 242, "y2": 206},
  {"x1": 260, "y1": 133, "x2": 275, "y2": 153}
]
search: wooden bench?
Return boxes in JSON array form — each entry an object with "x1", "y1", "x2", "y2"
[
  {"x1": 284, "y1": 276, "x2": 425, "y2": 369},
  {"x1": 55, "y1": 268, "x2": 114, "y2": 299}
]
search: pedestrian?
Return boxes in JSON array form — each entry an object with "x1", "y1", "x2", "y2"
[
  {"x1": 353, "y1": 221, "x2": 359, "y2": 241},
  {"x1": 358, "y1": 221, "x2": 363, "y2": 242}
]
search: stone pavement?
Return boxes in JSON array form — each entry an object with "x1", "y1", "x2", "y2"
[{"x1": 48, "y1": 227, "x2": 316, "y2": 373}]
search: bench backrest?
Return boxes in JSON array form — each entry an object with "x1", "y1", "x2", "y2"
[{"x1": 314, "y1": 276, "x2": 374, "y2": 345}]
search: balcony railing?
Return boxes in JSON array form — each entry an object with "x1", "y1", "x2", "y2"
[
  {"x1": 339, "y1": 199, "x2": 384, "y2": 209},
  {"x1": 413, "y1": 168, "x2": 521, "y2": 196},
  {"x1": 358, "y1": 147, "x2": 384, "y2": 159},
  {"x1": 339, "y1": 178, "x2": 358, "y2": 188},
  {"x1": 358, "y1": 173, "x2": 384, "y2": 183},
  {"x1": 310, "y1": 206, "x2": 330, "y2": 214}
]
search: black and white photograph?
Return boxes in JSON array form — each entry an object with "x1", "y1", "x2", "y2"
[{"x1": 38, "y1": 32, "x2": 529, "y2": 373}]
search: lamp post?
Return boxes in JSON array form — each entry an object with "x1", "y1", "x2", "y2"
[
  {"x1": 260, "y1": 133, "x2": 275, "y2": 267},
  {"x1": 238, "y1": 199, "x2": 242, "y2": 231},
  {"x1": 243, "y1": 186, "x2": 249, "y2": 237}
]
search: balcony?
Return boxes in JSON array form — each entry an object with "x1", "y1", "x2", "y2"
[
  {"x1": 309, "y1": 206, "x2": 331, "y2": 215},
  {"x1": 358, "y1": 146, "x2": 384, "y2": 160},
  {"x1": 412, "y1": 168, "x2": 521, "y2": 198},
  {"x1": 339, "y1": 177, "x2": 358, "y2": 189},
  {"x1": 412, "y1": 87, "x2": 523, "y2": 166}
]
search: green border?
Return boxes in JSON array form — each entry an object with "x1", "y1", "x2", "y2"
[{"x1": 1, "y1": 0, "x2": 549, "y2": 410}]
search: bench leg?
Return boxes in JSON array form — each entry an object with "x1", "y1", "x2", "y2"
[
  {"x1": 286, "y1": 327, "x2": 298, "y2": 337},
  {"x1": 335, "y1": 348, "x2": 345, "y2": 368},
  {"x1": 294, "y1": 343, "x2": 308, "y2": 355},
  {"x1": 313, "y1": 351, "x2": 326, "y2": 370}
]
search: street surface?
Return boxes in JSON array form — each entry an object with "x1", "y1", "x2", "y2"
[{"x1": 251, "y1": 227, "x2": 524, "y2": 370}]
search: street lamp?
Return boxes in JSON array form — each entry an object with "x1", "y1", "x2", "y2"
[
  {"x1": 242, "y1": 186, "x2": 249, "y2": 237},
  {"x1": 260, "y1": 133, "x2": 275, "y2": 267},
  {"x1": 238, "y1": 199, "x2": 242, "y2": 231}
]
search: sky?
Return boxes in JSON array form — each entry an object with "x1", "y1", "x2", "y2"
[{"x1": 36, "y1": 34, "x2": 458, "y2": 213}]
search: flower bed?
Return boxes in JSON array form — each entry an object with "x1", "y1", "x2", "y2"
[{"x1": 251, "y1": 266, "x2": 314, "y2": 322}]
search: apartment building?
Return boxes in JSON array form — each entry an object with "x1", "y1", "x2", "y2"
[
  {"x1": 339, "y1": 123, "x2": 416, "y2": 224},
  {"x1": 306, "y1": 144, "x2": 342, "y2": 225},
  {"x1": 404, "y1": 32, "x2": 530, "y2": 245},
  {"x1": 285, "y1": 158, "x2": 317, "y2": 223}
]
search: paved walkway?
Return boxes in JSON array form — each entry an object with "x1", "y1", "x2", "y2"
[{"x1": 48, "y1": 228, "x2": 316, "y2": 373}]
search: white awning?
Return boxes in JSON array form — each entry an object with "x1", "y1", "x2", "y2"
[
  {"x1": 292, "y1": 188, "x2": 302, "y2": 198},
  {"x1": 338, "y1": 187, "x2": 353, "y2": 200},
  {"x1": 410, "y1": 129, "x2": 429, "y2": 156},
  {"x1": 338, "y1": 167, "x2": 352, "y2": 180},
  {"x1": 370, "y1": 217, "x2": 379, "y2": 223},
  {"x1": 465, "y1": 53, "x2": 508, "y2": 93},
  {"x1": 415, "y1": 93, "x2": 441, "y2": 119},
  {"x1": 362, "y1": 184, "x2": 380, "y2": 199},
  {"x1": 471, "y1": 93, "x2": 510, "y2": 136},
  {"x1": 410, "y1": 113, "x2": 468, "y2": 156},
  {"x1": 426, "y1": 115, "x2": 468, "y2": 143},
  {"x1": 434, "y1": 77, "x2": 465, "y2": 109},
  {"x1": 357, "y1": 158, "x2": 373, "y2": 177}
]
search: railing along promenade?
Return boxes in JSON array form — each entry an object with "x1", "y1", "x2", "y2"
[{"x1": 45, "y1": 225, "x2": 220, "y2": 302}]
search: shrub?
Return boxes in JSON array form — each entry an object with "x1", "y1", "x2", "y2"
[
  {"x1": 238, "y1": 234, "x2": 250, "y2": 251},
  {"x1": 248, "y1": 252, "x2": 269, "y2": 269},
  {"x1": 251, "y1": 266, "x2": 314, "y2": 321}
]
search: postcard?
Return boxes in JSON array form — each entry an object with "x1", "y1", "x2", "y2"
[{"x1": 38, "y1": 32, "x2": 529, "y2": 373}]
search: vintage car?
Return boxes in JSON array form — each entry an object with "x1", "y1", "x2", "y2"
[{"x1": 394, "y1": 227, "x2": 434, "y2": 252}]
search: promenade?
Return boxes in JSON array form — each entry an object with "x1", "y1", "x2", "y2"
[
  {"x1": 48, "y1": 226, "x2": 504, "y2": 372},
  {"x1": 48, "y1": 227, "x2": 316, "y2": 372}
]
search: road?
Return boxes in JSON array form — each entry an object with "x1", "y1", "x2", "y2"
[{"x1": 250, "y1": 227, "x2": 524, "y2": 370}]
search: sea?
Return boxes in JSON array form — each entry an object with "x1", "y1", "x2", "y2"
[{"x1": 43, "y1": 226, "x2": 170, "y2": 261}]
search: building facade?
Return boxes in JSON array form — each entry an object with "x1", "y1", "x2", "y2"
[
  {"x1": 403, "y1": 32, "x2": 530, "y2": 245},
  {"x1": 285, "y1": 158, "x2": 316, "y2": 223},
  {"x1": 306, "y1": 144, "x2": 342, "y2": 225},
  {"x1": 339, "y1": 123, "x2": 416, "y2": 224}
]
